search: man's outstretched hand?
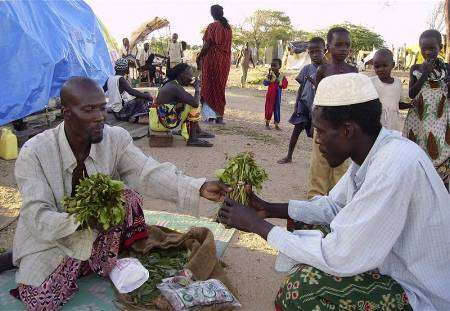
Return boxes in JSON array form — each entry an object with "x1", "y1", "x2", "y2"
[{"x1": 200, "y1": 181, "x2": 232, "y2": 202}]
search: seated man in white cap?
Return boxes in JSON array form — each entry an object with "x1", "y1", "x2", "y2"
[{"x1": 218, "y1": 73, "x2": 450, "y2": 310}]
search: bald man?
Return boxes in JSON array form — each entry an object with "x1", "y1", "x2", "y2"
[{"x1": 7, "y1": 77, "x2": 230, "y2": 310}]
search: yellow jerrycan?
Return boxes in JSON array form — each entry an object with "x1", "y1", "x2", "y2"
[{"x1": 0, "y1": 128, "x2": 18, "y2": 160}]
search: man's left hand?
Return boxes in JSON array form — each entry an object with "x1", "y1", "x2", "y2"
[
  {"x1": 199, "y1": 181, "x2": 232, "y2": 202},
  {"x1": 218, "y1": 198, "x2": 274, "y2": 237}
]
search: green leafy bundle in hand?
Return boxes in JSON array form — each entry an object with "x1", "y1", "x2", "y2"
[
  {"x1": 215, "y1": 152, "x2": 269, "y2": 205},
  {"x1": 62, "y1": 173, "x2": 126, "y2": 231}
]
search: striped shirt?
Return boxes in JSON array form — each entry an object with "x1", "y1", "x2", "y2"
[
  {"x1": 13, "y1": 123, "x2": 205, "y2": 287},
  {"x1": 267, "y1": 128, "x2": 450, "y2": 310}
]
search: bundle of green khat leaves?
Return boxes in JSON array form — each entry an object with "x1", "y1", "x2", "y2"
[
  {"x1": 215, "y1": 152, "x2": 269, "y2": 205},
  {"x1": 62, "y1": 173, "x2": 126, "y2": 230},
  {"x1": 129, "y1": 249, "x2": 189, "y2": 305}
]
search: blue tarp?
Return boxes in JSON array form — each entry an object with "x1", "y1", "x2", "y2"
[{"x1": 0, "y1": 0, "x2": 114, "y2": 126}]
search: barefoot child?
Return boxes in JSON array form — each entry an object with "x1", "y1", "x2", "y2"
[
  {"x1": 264, "y1": 58, "x2": 288, "y2": 130},
  {"x1": 370, "y1": 48, "x2": 412, "y2": 131},
  {"x1": 403, "y1": 29, "x2": 449, "y2": 189},
  {"x1": 278, "y1": 37, "x2": 325, "y2": 164},
  {"x1": 307, "y1": 27, "x2": 357, "y2": 199}
]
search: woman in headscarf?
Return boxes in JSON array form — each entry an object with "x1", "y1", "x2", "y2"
[
  {"x1": 197, "y1": 4, "x2": 232, "y2": 124},
  {"x1": 103, "y1": 58, "x2": 153, "y2": 123},
  {"x1": 150, "y1": 63, "x2": 215, "y2": 147}
]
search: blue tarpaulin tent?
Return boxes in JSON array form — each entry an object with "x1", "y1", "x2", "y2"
[{"x1": 0, "y1": 0, "x2": 114, "y2": 126}]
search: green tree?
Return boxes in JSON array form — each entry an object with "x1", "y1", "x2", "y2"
[
  {"x1": 291, "y1": 29, "x2": 314, "y2": 42},
  {"x1": 315, "y1": 22, "x2": 384, "y2": 55},
  {"x1": 234, "y1": 10, "x2": 296, "y2": 60},
  {"x1": 150, "y1": 36, "x2": 170, "y2": 56}
]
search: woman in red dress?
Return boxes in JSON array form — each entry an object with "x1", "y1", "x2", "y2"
[{"x1": 197, "y1": 5, "x2": 232, "y2": 124}]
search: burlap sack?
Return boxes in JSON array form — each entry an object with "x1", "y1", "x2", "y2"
[{"x1": 115, "y1": 225, "x2": 236, "y2": 311}]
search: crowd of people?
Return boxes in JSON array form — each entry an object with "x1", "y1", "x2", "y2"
[
  {"x1": 0, "y1": 3, "x2": 449, "y2": 311},
  {"x1": 276, "y1": 28, "x2": 449, "y2": 195}
]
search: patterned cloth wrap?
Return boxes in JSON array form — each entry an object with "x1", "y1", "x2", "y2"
[
  {"x1": 403, "y1": 58, "x2": 449, "y2": 188},
  {"x1": 275, "y1": 224, "x2": 412, "y2": 311},
  {"x1": 150, "y1": 100, "x2": 200, "y2": 141},
  {"x1": 156, "y1": 103, "x2": 183, "y2": 129}
]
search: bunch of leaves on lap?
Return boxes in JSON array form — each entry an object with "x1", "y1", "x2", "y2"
[{"x1": 62, "y1": 173, "x2": 126, "y2": 231}]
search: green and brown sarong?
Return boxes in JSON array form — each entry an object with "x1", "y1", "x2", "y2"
[{"x1": 274, "y1": 224, "x2": 412, "y2": 311}]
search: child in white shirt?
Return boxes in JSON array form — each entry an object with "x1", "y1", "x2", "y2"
[{"x1": 370, "y1": 49, "x2": 411, "y2": 130}]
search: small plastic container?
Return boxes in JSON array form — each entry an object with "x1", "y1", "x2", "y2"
[{"x1": 0, "y1": 128, "x2": 18, "y2": 160}]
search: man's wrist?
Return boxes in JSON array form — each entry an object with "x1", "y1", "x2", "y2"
[
  {"x1": 252, "y1": 219, "x2": 274, "y2": 240},
  {"x1": 264, "y1": 201, "x2": 274, "y2": 218}
]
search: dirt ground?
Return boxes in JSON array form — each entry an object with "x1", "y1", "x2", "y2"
[{"x1": 0, "y1": 67, "x2": 409, "y2": 310}]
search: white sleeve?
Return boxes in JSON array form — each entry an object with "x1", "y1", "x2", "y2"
[
  {"x1": 268, "y1": 161, "x2": 414, "y2": 277},
  {"x1": 288, "y1": 169, "x2": 349, "y2": 225},
  {"x1": 116, "y1": 130, "x2": 205, "y2": 216}
]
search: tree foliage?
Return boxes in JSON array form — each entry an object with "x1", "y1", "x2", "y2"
[
  {"x1": 149, "y1": 36, "x2": 170, "y2": 55},
  {"x1": 232, "y1": 11, "x2": 385, "y2": 60},
  {"x1": 233, "y1": 10, "x2": 295, "y2": 52},
  {"x1": 315, "y1": 22, "x2": 384, "y2": 54}
]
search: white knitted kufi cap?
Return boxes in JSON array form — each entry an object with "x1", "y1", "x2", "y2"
[{"x1": 313, "y1": 73, "x2": 379, "y2": 107}]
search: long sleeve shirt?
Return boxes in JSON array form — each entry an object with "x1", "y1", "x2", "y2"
[
  {"x1": 267, "y1": 128, "x2": 450, "y2": 311},
  {"x1": 13, "y1": 123, "x2": 205, "y2": 287}
]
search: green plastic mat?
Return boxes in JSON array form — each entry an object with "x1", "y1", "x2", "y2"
[{"x1": 0, "y1": 210, "x2": 235, "y2": 310}]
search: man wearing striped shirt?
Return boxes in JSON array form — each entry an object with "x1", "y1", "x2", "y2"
[
  {"x1": 219, "y1": 73, "x2": 450, "y2": 310},
  {"x1": 3, "y1": 77, "x2": 231, "y2": 310}
]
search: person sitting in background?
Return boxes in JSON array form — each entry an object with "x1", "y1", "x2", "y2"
[
  {"x1": 137, "y1": 42, "x2": 168, "y2": 85},
  {"x1": 103, "y1": 58, "x2": 152, "y2": 124},
  {"x1": 168, "y1": 33, "x2": 183, "y2": 69},
  {"x1": 150, "y1": 63, "x2": 214, "y2": 147}
]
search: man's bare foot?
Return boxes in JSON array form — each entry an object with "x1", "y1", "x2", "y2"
[
  {"x1": 275, "y1": 124, "x2": 281, "y2": 131},
  {"x1": 277, "y1": 157, "x2": 292, "y2": 164}
]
